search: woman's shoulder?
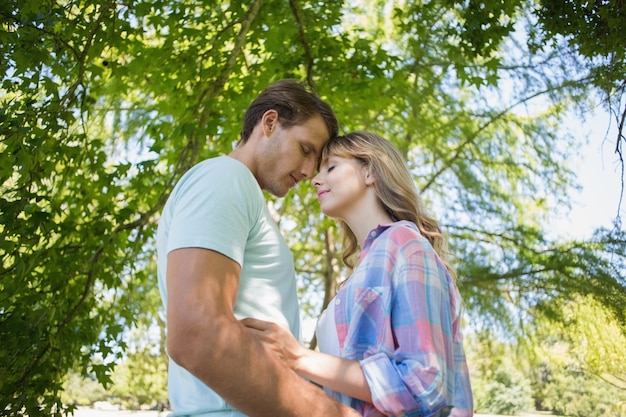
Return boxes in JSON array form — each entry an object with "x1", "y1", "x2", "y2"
[
  {"x1": 379, "y1": 221, "x2": 432, "y2": 253},
  {"x1": 382, "y1": 221, "x2": 421, "y2": 240}
]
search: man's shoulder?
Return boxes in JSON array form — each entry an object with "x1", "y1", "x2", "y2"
[
  {"x1": 195, "y1": 155, "x2": 245, "y2": 172},
  {"x1": 181, "y1": 156, "x2": 254, "y2": 187}
]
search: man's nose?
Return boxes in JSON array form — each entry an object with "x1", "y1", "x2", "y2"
[{"x1": 301, "y1": 158, "x2": 316, "y2": 179}]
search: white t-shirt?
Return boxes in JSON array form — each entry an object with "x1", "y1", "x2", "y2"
[{"x1": 156, "y1": 156, "x2": 301, "y2": 416}]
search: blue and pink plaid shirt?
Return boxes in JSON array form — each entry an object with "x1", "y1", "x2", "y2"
[{"x1": 327, "y1": 221, "x2": 473, "y2": 417}]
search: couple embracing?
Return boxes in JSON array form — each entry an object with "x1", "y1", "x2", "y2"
[{"x1": 156, "y1": 79, "x2": 473, "y2": 417}]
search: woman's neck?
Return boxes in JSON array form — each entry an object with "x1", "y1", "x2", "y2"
[{"x1": 344, "y1": 199, "x2": 393, "y2": 248}]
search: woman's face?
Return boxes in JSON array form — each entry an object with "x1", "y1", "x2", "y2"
[{"x1": 312, "y1": 154, "x2": 370, "y2": 219}]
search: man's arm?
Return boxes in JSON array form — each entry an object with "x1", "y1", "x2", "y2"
[{"x1": 166, "y1": 247, "x2": 360, "y2": 417}]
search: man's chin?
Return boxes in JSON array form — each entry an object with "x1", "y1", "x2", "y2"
[{"x1": 266, "y1": 184, "x2": 290, "y2": 198}]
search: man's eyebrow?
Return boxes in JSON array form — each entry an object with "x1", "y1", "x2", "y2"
[{"x1": 305, "y1": 141, "x2": 322, "y2": 158}]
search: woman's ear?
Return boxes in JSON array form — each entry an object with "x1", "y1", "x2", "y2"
[{"x1": 363, "y1": 166, "x2": 375, "y2": 186}]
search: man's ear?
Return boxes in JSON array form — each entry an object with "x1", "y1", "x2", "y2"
[{"x1": 262, "y1": 109, "x2": 279, "y2": 136}]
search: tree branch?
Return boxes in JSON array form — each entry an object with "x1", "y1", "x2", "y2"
[
  {"x1": 613, "y1": 96, "x2": 625, "y2": 231},
  {"x1": 288, "y1": 0, "x2": 315, "y2": 90},
  {"x1": 421, "y1": 77, "x2": 596, "y2": 193}
]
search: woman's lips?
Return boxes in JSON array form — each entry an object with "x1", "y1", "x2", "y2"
[{"x1": 317, "y1": 190, "x2": 329, "y2": 199}]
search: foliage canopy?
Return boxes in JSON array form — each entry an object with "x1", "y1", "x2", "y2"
[{"x1": 1, "y1": 0, "x2": 625, "y2": 415}]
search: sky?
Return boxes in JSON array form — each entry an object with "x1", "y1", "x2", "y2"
[{"x1": 556, "y1": 106, "x2": 624, "y2": 239}]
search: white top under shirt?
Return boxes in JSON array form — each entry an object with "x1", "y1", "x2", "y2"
[
  {"x1": 315, "y1": 297, "x2": 340, "y2": 356},
  {"x1": 156, "y1": 156, "x2": 301, "y2": 417}
]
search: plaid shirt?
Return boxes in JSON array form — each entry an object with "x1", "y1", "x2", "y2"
[{"x1": 329, "y1": 221, "x2": 473, "y2": 417}]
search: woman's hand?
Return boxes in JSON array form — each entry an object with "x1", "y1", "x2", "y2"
[
  {"x1": 240, "y1": 317, "x2": 306, "y2": 371},
  {"x1": 242, "y1": 317, "x2": 373, "y2": 404}
]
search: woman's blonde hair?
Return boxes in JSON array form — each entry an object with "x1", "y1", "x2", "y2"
[{"x1": 320, "y1": 131, "x2": 456, "y2": 279}]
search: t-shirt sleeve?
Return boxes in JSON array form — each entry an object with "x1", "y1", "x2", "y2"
[{"x1": 165, "y1": 162, "x2": 259, "y2": 266}]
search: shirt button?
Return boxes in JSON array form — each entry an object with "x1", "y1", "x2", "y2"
[{"x1": 335, "y1": 299, "x2": 341, "y2": 305}]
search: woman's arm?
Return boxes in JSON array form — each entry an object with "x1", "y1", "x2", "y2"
[
  {"x1": 241, "y1": 317, "x2": 373, "y2": 403},
  {"x1": 355, "y1": 244, "x2": 462, "y2": 416}
]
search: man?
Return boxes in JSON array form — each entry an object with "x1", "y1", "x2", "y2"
[{"x1": 156, "y1": 79, "x2": 359, "y2": 417}]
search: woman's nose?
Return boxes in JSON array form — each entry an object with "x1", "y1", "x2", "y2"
[{"x1": 312, "y1": 174, "x2": 322, "y2": 188}]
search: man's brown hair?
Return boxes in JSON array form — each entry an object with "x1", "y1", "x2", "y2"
[{"x1": 240, "y1": 79, "x2": 338, "y2": 143}]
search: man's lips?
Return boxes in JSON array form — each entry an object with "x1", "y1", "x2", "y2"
[{"x1": 290, "y1": 175, "x2": 298, "y2": 187}]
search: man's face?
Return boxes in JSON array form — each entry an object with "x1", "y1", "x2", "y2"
[{"x1": 258, "y1": 115, "x2": 330, "y2": 197}]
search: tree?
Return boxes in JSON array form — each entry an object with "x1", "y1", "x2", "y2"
[
  {"x1": 529, "y1": 295, "x2": 626, "y2": 416},
  {"x1": 1, "y1": 0, "x2": 625, "y2": 415},
  {"x1": 465, "y1": 331, "x2": 535, "y2": 415},
  {"x1": 536, "y1": 0, "x2": 626, "y2": 154},
  {"x1": 536, "y1": 0, "x2": 626, "y2": 234}
]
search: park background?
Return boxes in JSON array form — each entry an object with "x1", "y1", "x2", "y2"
[{"x1": 1, "y1": 1, "x2": 625, "y2": 416}]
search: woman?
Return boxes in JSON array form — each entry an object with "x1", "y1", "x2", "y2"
[{"x1": 242, "y1": 131, "x2": 473, "y2": 417}]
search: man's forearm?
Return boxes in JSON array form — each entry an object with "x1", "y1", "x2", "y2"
[{"x1": 169, "y1": 317, "x2": 359, "y2": 417}]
